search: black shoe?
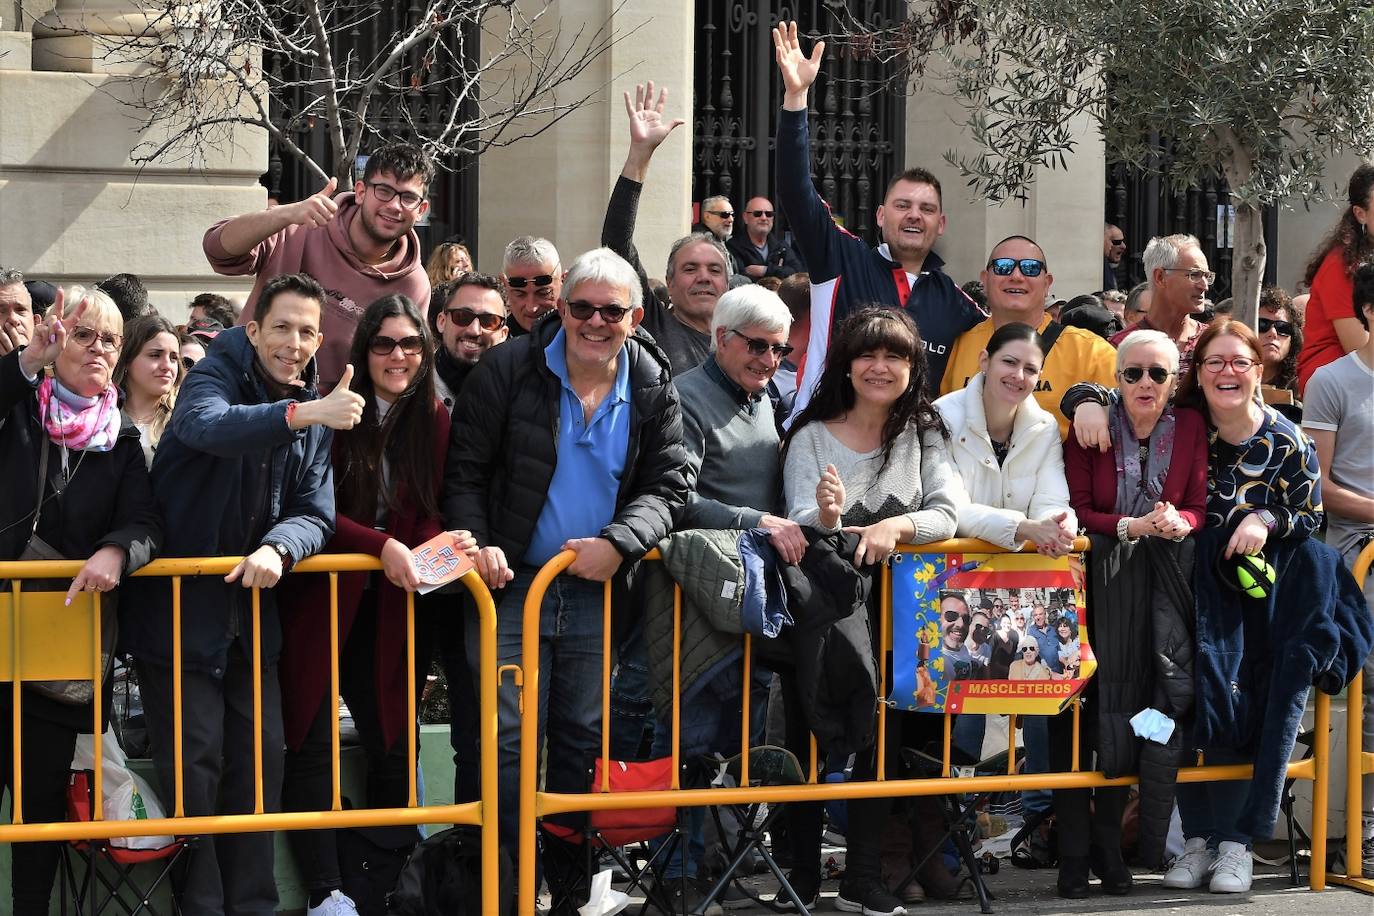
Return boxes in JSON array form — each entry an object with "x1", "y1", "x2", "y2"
[
  {"x1": 835, "y1": 878, "x2": 906, "y2": 916},
  {"x1": 1056, "y1": 856, "x2": 1090, "y2": 899},
  {"x1": 1090, "y1": 846, "x2": 1133, "y2": 895},
  {"x1": 772, "y1": 869, "x2": 821, "y2": 912}
]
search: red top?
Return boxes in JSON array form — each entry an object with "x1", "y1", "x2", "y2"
[
  {"x1": 1064, "y1": 406, "x2": 1209, "y2": 536},
  {"x1": 278, "y1": 401, "x2": 449, "y2": 752},
  {"x1": 1297, "y1": 248, "x2": 1353, "y2": 396}
]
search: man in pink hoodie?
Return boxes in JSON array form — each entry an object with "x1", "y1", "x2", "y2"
[{"x1": 204, "y1": 144, "x2": 434, "y2": 389}]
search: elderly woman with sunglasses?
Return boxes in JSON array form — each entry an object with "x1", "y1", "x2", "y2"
[
  {"x1": 1, "y1": 286, "x2": 160, "y2": 916},
  {"x1": 1056, "y1": 329, "x2": 1207, "y2": 898}
]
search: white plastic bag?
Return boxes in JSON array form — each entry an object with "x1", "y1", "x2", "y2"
[{"x1": 71, "y1": 727, "x2": 173, "y2": 849}]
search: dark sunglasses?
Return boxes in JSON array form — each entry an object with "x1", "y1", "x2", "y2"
[
  {"x1": 1258, "y1": 317, "x2": 1295, "y2": 337},
  {"x1": 505, "y1": 274, "x2": 555, "y2": 289},
  {"x1": 445, "y1": 307, "x2": 506, "y2": 331},
  {"x1": 746, "y1": 209, "x2": 774, "y2": 218},
  {"x1": 1119, "y1": 366, "x2": 1173, "y2": 385},
  {"x1": 728, "y1": 329, "x2": 794, "y2": 358},
  {"x1": 566, "y1": 300, "x2": 632, "y2": 323},
  {"x1": 1109, "y1": 238, "x2": 1126, "y2": 247},
  {"x1": 942, "y1": 610, "x2": 966, "y2": 624},
  {"x1": 987, "y1": 257, "x2": 1046, "y2": 277},
  {"x1": 706, "y1": 209, "x2": 735, "y2": 219},
  {"x1": 181, "y1": 356, "x2": 198, "y2": 371},
  {"x1": 369, "y1": 335, "x2": 426, "y2": 356}
]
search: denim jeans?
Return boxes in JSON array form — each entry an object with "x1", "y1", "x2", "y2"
[
  {"x1": 649, "y1": 663, "x2": 771, "y2": 879},
  {"x1": 608, "y1": 618, "x2": 657, "y2": 761},
  {"x1": 1020, "y1": 715, "x2": 1052, "y2": 815},
  {"x1": 1175, "y1": 745, "x2": 1253, "y2": 848},
  {"x1": 953, "y1": 712, "x2": 986, "y2": 762},
  {"x1": 465, "y1": 567, "x2": 606, "y2": 874}
]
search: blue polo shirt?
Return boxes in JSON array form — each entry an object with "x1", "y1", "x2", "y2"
[{"x1": 524, "y1": 329, "x2": 632, "y2": 566}]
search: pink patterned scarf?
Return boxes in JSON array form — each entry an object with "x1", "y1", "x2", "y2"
[{"x1": 36, "y1": 376, "x2": 121, "y2": 452}]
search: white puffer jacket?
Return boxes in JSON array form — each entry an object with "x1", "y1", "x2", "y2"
[{"x1": 934, "y1": 373, "x2": 1076, "y2": 549}]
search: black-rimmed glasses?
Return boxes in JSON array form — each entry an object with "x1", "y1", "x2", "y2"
[{"x1": 365, "y1": 181, "x2": 425, "y2": 210}]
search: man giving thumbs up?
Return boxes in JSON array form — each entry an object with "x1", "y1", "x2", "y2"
[{"x1": 204, "y1": 143, "x2": 435, "y2": 389}]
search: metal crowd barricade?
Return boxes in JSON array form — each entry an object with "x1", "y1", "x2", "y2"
[
  {"x1": 1, "y1": 554, "x2": 502, "y2": 915},
  {"x1": 517, "y1": 538, "x2": 1340, "y2": 914},
  {"x1": 1331, "y1": 539, "x2": 1374, "y2": 895}
]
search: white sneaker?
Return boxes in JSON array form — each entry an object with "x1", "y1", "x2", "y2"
[
  {"x1": 307, "y1": 889, "x2": 361, "y2": 916},
  {"x1": 1161, "y1": 837, "x2": 1214, "y2": 889},
  {"x1": 1208, "y1": 841, "x2": 1253, "y2": 893}
]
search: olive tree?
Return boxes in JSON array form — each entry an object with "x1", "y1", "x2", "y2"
[{"x1": 839, "y1": 0, "x2": 1374, "y2": 324}]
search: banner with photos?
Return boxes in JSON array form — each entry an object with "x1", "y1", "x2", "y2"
[{"x1": 890, "y1": 550, "x2": 1095, "y2": 715}]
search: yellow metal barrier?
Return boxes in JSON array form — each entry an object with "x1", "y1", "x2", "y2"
[
  {"x1": 1331, "y1": 539, "x2": 1374, "y2": 895},
  {"x1": 516, "y1": 539, "x2": 1340, "y2": 913},
  {"x1": 1, "y1": 554, "x2": 502, "y2": 914}
]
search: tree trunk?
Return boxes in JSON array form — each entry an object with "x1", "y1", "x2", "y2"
[{"x1": 1229, "y1": 197, "x2": 1265, "y2": 329}]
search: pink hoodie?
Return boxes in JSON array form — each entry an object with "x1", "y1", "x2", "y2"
[{"x1": 204, "y1": 192, "x2": 430, "y2": 389}]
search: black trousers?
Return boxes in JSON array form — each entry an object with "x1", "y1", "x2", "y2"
[
  {"x1": 416, "y1": 589, "x2": 481, "y2": 803},
  {"x1": 282, "y1": 592, "x2": 412, "y2": 891},
  {"x1": 0, "y1": 698, "x2": 79, "y2": 916},
  {"x1": 1046, "y1": 690, "x2": 1127, "y2": 859}
]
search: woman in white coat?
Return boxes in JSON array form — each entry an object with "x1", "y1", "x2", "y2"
[{"x1": 935, "y1": 322, "x2": 1077, "y2": 767}]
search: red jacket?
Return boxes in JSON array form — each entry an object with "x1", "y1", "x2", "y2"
[
  {"x1": 279, "y1": 402, "x2": 449, "y2": 751},
  {"x1": 1064, "y1": 406, "x2": 1208, "y2": 537}
]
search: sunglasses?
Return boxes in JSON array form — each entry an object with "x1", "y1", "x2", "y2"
[
  {"x1": 1119, "y1": 366, "x2": 1173, "y2": 385},
  {"x1": 566, "y1": 300, "x2": 632, "y2": 323},
  {"x1": 70, "y1": 325, "x2": 123, "y2": 352},
  {"x1": 706, "y1": 209, "x2": 735, "y2": 219},
  {"x1": 1258, "y1": 317, "x2": 1294, "y2": 337},
  {"x1": 987, "y1": 257, "x2": 1046, "y2": 277},
  {"x1": 746, "y1": 209, "x2": 774, "y2": 218},
  {"x1": 1022, "y1": 646, "x2": 1038, "y2": 653},
  {"x1": 181, "y1": 356, "x2": 198, "y2": 371},
  {"x1": 369, "y1": 335, "x2": 426, "y2": 356},
  {"x1": 728, "y1": 329, "x2": 794, "y2": 358},
  {"x1": 942, "y1": 610, "x2": 967, "y2": 624},
  {"x1": 1109, "y1": 238, "x2": 1126, "y2": 247},
  {"x1": 445, "y1": 307, "x2": 506, "y2": 332},
  {"x1": 505, "y1": 274, "x2": 556, "y2": 289}
]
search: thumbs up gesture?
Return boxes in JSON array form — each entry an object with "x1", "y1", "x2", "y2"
[
  {"x1": 290, "y1": 364, "x2": 365, "y2": 430},
  {"x1": 286, "y1": 176, "x2": 340, "y2": 229}
]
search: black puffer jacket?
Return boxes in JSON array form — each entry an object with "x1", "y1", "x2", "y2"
[
  {"x1": 443, "y1": 312, "x2": 688, "y2": 569},
  {"x1": 1087, "y1": 533, "x2": 1195, "y2": 869}
]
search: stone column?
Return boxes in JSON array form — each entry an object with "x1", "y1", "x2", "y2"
[{"x1": 31, "y1": 0, "x2": 162, "y2": 73}]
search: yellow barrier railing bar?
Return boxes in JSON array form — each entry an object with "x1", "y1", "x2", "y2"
[
  {"x1": 329, "y1": 571, "x2": 342, "y2": 812},
  {"x1": 671, "y1": 585, "x2": 682, "y2": 790},
  {"x1": 1332, "y1": 539, "x2": 1374, "y2": 895},
  {"x1": 91, "y1": 590, "x2": 103, "y2": 822},
  {"x1": 2, "y1": 555, "x2": 503, "y2": 915},
  {"x1": 600, "y1": 581, "x2": 613, "y2": 793},
  {"x1": 407, "y1": 589, "x2": 418, "y2": 808},
  {"x1": 740, "y1": 634, "x2": 751, "y2": 788},
  {"x1": 877, "y1": 560, "x2": 890, "y2": 781}
]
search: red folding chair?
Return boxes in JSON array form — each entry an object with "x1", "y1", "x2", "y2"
[{"x1": 58, "y1": 769, "x2": 195, "y2": 916}]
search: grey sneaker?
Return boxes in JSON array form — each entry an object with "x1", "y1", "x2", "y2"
[{"x1": 1161, "y1": 837, "x2": 1214, "y2": 890}]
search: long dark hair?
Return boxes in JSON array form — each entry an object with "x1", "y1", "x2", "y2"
[
  {"x1": 335, "y1": 295, "x2": 439, "y2": 522},
  {"x1": 984, "y1": 321, "x2": 1046, "y2": 360},
  {"x1": 1303, "y1": 163, "x2": 1374, "y2": 283},
  {"x1": 783, "y1": 307, "x2": 948, "y2": 471}
]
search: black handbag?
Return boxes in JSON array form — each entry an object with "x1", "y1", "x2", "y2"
[{"x1": 337, "y1": 823, "x2": 419, "y2": 916}]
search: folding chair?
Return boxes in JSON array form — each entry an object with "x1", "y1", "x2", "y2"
[
  {"x1": 694, "y1": 745, "x2": 810, "y2": 914},
  {"x1": 896, "y1": 747, "x2": 1000, "y2": 914},
  {"x1": 541, "y1": 756, "x2": 684, "y2": 915},
  {"x1": 57, "y1": 770, "x2": 194, "y2": 916}
]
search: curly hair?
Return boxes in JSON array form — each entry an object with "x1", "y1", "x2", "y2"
[
  {"x1": 1303, "y1": 163, "x2": 1374, "y2": 284},
  {"x1": 1258, "y1": 286, "x2": 1303, "y2": 391}
]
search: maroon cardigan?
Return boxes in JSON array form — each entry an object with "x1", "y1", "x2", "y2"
[
  {"x1": 1064, "y1": 406, "x2": 1208, "y2": 537},
  {"x1": 279, "y1": 401, "x2": 449, "y2": 751}
]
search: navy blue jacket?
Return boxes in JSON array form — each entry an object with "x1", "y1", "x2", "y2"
[
  {"x1": 121, "y1": 327, "x2": 335, "y2": 675},
  {"x1": 775, "y1": 107, "x2": 985, "y2": 414},
  {"x1": 1192, "y1": 528, "x2": 1374, "y2": 839}
]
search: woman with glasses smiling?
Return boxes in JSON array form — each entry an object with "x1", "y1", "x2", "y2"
[
  {"x1": 1058, "y1": 329, "x2": 1206, "y2": 898},
  {"x1": 277, "y1": 294, "x2": 476, "y2": 916},
  {"x1": 1, "y1": 285, "x2": 160, "y2": 916}
]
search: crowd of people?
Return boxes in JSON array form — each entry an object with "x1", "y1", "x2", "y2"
[{"x1": 2, "y1": 20, "x2": 1373, "y2": 916}]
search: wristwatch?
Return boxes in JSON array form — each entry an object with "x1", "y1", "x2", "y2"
[
  {"x1": 264, "y1": 540, "x2": 294, "y2": 574},
  {"x1": 1255, "y1": 509, "x2": 1278, "y2": 533}
]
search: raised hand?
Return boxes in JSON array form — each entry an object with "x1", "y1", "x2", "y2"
[
  {"x1": 291, "y1": 364, "x2": 365, "y2": 430},
  {"x1": 772, "y1": 20, "x2": 824, "y2": 109},
  {"x1": 624, "y1": 81, "x2": 685, "y2": 153},
  {"x1": 19, "y1": 287, "x2": 78, "y2": 377},
  {"x1": 285, "y1": 176, "x2": 340, "y2": 229},
  {"x1": 816, "y1": 463, "x2": 845, "y2": 530}
]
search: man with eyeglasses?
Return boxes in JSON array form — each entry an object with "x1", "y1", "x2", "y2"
[
  {"x1": 726, "y1": 196, "x2": 805, "y2": 283},
  {"x1": 773, "y1": 23, "x2": 985, "y2": 421},
  {"x1": 502, "y1": 236, "x2": 564, "y2": 335},
  {"x1": 205, "y1": 143, "x2": 434, "y2": 389},
  {"x1": 940, "y1": 235, "x2": 1117, "y2": 436},
  {"x1": 442, "y1": 247, "x2": 687, "y2": 910},
  {"x1": 603, "y1": 82, "x2": 733, "y2": 376},
  {"x1": 1103, "y1": 223, "x2": 1127, "y2": 291},
  {"x1": 433, "y1": 272, "x2": 510, "y2": 412}
]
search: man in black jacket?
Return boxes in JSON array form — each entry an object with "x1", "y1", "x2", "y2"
[
  {"x1": 443, "y1": 246, "x2": 688, "y2": 899},
  {"x1": 727, "y1": 196, "x2": 805, "y2": 283}
]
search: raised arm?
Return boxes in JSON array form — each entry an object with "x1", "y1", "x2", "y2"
[{"x1": 208, "y1": 177, "x2": 339, "y2": 260}]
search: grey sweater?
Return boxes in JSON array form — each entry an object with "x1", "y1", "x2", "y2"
[
  {"x1": 783, "y1": 420, "x2": 959, "y2": 543},
  {"x1": 677, "y1": 359, "x2": 782, "y2": 529}
]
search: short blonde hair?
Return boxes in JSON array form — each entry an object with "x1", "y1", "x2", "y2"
[
  {"x1": 61, "y1": 284, "x2": 123, "y2": 334},
  {"x1": 1116, "y1": 329, "x2": 1179, "y2": 375}
]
